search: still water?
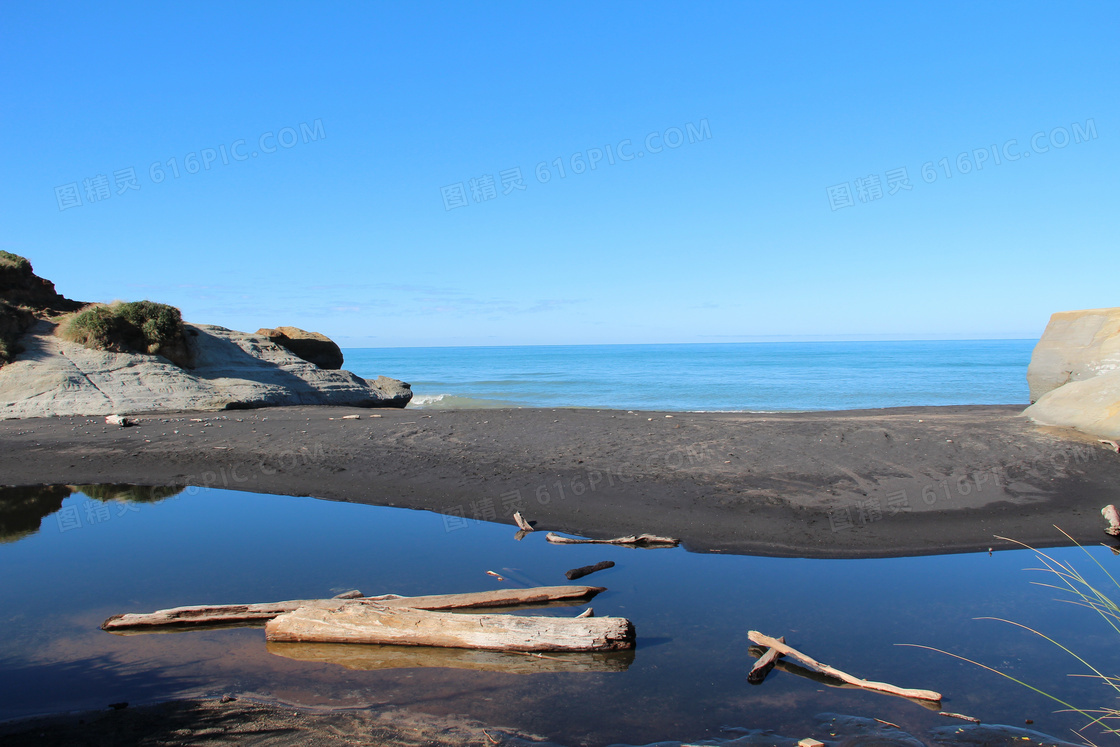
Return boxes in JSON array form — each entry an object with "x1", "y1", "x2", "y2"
[{"x1": 1, "y1": 485, "x2": 1116, "y2": 745}]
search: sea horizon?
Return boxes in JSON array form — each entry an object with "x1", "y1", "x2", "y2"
[
  {"x1": 343, "y1": 338, "x2": 1036, "y2": 413},
  {"x1": 341, "y1": 334, "x2": 1038, "y2": 350}
]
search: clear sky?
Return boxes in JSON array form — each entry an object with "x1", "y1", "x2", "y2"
[{"x1": 1, "y1": 2, "x2": 1115, "y2": 347}]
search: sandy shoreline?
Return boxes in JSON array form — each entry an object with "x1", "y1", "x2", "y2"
[{"x1": 2, "y1": 404, "x2": 1118, "y2": 558}]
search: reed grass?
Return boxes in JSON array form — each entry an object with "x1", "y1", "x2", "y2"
[{"x1": 901, "y1": 527, "x2": 1120, "y2": 744}]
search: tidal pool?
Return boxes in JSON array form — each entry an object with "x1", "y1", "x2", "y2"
[{"x1": 0, "y1": 484, "x2": 1116, "y2": 745}]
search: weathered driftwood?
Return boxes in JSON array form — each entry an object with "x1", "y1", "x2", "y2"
[
  {"x1": 747, "y1": 631, "x2": 941, "y2": 703},
  {"x1": 746, "y1": 646, "x2": 942, "y2": 711},
  {"x1": 364, "y1": 586, "x2": 607, "y2": 610},
  {"x1": 1100, "y1": 439, "x2": 1120, "y2": 454},
  {"x1": 546, "y1": 532, "x2": 679, "y2": 547},
  {"x1": 747, "y1": 635, "x2": 784, "y2": 684},
  {"x1": 566, "y1": 560, "x2": 615, "y2": 581},
  {"x1": 266, "y1": 640, "x2": 633, "y2": 673},
  {"x1": 102, "y1": 585, "x2": 605, "y2": 632},
  {"x1": 1103, "y1": 504, "x2": 1120, "y2": 536},
  {"x1": 513, "y1": 511, "x2": 534, "y2": 532},
  {"x1": 265, "y1": 603, "x2": 635, "y2": 652},
  {"x1": 576, "y1": 607, "x2": 594, "y2": 618}
]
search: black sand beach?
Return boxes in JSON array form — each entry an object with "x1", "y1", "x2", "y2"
[{"x1": 2, "y1": 404, "x2": 1117, "y2": 558}]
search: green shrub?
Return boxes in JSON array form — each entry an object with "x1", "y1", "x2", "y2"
[{"x1": 60, "y1": 301, "x2": 192, "y2": 367}]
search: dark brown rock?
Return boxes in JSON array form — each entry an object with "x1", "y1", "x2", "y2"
[{"x1": 256, "y1": 326, "x2": 344, "y2": 370}]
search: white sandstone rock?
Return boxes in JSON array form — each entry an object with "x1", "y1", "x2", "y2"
[
  {"x1": 0, "y1": 321, "x2": 411, "y2": 419},
  {"x1": 1024, "y1": 307, "x2": 1120, "y2": 439}
]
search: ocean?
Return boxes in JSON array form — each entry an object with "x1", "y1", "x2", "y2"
[{"x1": 343, "y1": 339, "x2": 1036, "y2": 411}]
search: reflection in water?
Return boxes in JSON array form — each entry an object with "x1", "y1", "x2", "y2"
[
  {"x1": 268, "y1": 641, "x2": 634, "y2": 674},
  {"x1": 0, "y1": 485, "x2": 71, "y2": 543},
  {"x1": 74, "y1": 484, "x2": 185, "y2": 504},
  {"x1": 0, "y1": 483, "x2": 184, "y2": 543}
]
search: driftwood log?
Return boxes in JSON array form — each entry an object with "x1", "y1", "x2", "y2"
[
  {"x1": 566, "y1": 561, "x2": 615, "y2": 581},
  {"x1": 748, "y1": 635, "x2": 784, "y2": 684},
  {"x1": 513, "y1": 512, "x2": 534, "y2": 532},
  {"x1": 102, "y1": 586, "x2": 605, "y2": 632},
  {"x1": 747, "y1": 631, "x2": 941, "y2": 703},
  {"x1": 1103, "y1": 505, "x2": 1120, "y2": 536},
  {"x1": 746, "y1": 646, "x2": 942, "y2": 711},
  {"x1": 546, "y1": 532, "x2": 679, "y2": 547},
  {"x1": 266, "y1": 640, "x2": 633, "y2": 673},
  {"x1": 265, "y1": 603, "x2": 635, "y2": 651}
]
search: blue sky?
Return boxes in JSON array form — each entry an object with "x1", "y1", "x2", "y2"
[{"x1": 1, "y1": 2, "x2": 1115, "y2": 347}]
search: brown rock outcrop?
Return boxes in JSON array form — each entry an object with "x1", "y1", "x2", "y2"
[{"x1": 256, "y1": 326, "x2": 344, "y2": 370}]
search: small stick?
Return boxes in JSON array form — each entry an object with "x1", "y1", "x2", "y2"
[
  {"x1": 576, "y1": 608, "x2": 594, "y2": 618},
  {"x1": 1099, "y1": 439, "x2": 1119, "y2": 453},
  {"x1": 486, "y1": 571, "x2": 505, "y2": 581},
  {"x1": 1103, "y1": 505, "x2": 1120, "y2": 536},
  {"x1": 482, "y1": 730, "x2": 500, "y2": 744},
  {"x1": 874, "y1": 718, "x2": 900, "y2": 729},
  {"x1": 513, "y1": 512, "x2": 534, "y2": 532},
  {"x1": 565, "y1": 561, "x2": 615, "y2": 581},
  {"x1": 747, "y1": 631, "x2": 941, "y2": 703},
  {"x1": 938, "y1": 711, "x2": 981, "y2": 723},
  {"x1": 748, "y1": 635, "x2": 785, "y2": 684}
]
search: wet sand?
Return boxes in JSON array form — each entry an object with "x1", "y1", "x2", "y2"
[
  {"x1": 1, "y1": 404, "x2": 1118, "y2": 558},
  {"x1": 0, "y1": 697, "x2": 557, "y2": 746}
]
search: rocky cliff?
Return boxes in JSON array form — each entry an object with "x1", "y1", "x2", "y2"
[
  {"x1": 1024, "y1": 307, "x2": 1120, "y2": 439},
  {"x1": 0, "y1": 254, "x2": 412, "y2": 417},
  {"x1": 0, "y1": 251, "x2": 82, "y2": 365}
]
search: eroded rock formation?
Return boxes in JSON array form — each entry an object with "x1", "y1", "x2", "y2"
[{"x1": 1024, "y1": 307, "x2": 1120, "y2": 439}]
